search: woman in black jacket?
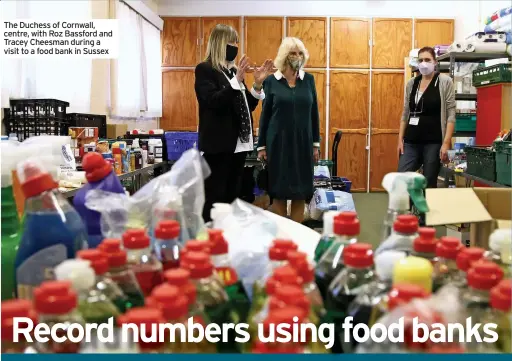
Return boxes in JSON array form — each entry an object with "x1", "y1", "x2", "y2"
[{"x1": 195, "y1": 24, "x2": 273, "y2": 222}]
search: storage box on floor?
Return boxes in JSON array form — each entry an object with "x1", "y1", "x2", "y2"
[{"x1": 426, "y1": 187, "x2": 511, "y2": 248}]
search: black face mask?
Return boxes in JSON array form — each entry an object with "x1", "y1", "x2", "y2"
[{"x1": 226, "y1": 44, "x2": 238, "y2": 62}]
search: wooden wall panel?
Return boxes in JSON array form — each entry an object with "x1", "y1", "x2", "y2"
[
  {"x1": 245, "y1": 72, "x2": 263, "y2": 132},
  {"x1": 370, "y1": 131, "x2": 399, "y2": 191},
  {"x1": 330, "y1": 18, "x2": 370, "y2": 68},
  {"x1": 307, "y1": 70, "x2": 326, "y2": 136},
  {"x1": 371, "y1": 72, "x2": 404, "y2": 129},
  {"x1": 287, "y1": 17, "x2": 327, "y2": 67},
  {"x1": 161, "y1": 70, "x2": 197, "y2": 131},
  {"x1": 373, "y1": 18, "x2": 412, "y2": 69},
  {"x1": 414, "y1": 19, "x2": 454, "y2": 48},
  {"x1": 331, "y1": 129, "x2": 368, "y2": 192},
  {"x1": 329, "y1": 71, "x2": 369, "y2": 130},
  {"x1": 201, "y1": 17, "x2": 242, "y2": 60},
  {"x1": 245, "y1": 17, "x2": 284, "y2": 66},
  {"x1": 162, "y1": 17, "x2": 200, "y2": 67}
]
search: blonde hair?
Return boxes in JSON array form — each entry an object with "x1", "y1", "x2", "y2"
[
  {"x1": 274, "y1": 37, "x2": 309, "y2": 71},
  {"x1": 204, "y1": 24, "x2": 239, "y2": 71}
]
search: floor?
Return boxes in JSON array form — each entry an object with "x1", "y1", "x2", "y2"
[{"x1": 352, "y1": 192, "x2": 389, "y2": 248}]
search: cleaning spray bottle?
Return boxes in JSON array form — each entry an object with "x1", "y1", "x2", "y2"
[{"x1": 381, "y1": 172, "x2": 429, "y2": 242}]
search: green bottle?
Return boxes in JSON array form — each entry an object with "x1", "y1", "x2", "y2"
[
  {"x1": 314, "y1": 211, "x2": 338, "y2": 263},
  {"x1": 1, "y1": 185, "x2": 21, "y2": 300}
]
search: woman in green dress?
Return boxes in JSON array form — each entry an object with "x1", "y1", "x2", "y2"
[{"x1": 257, "y1": 37, "x2": 321, "y2": 223}]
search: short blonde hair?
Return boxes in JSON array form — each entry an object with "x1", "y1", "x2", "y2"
[
  {"x1": 274, "y1": 37, "x2": 309, "y2": 71},
  {"x1": 204, "y1": 24, "x2": 239, "y2": 71}
]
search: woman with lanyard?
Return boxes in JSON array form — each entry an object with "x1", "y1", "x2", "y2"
[
  {"x1": 195, "y1": 24, "x2": 273, "y2": 222},
  {"x1": 398, "y1": 46, "x2": 456, "y2": 188}
]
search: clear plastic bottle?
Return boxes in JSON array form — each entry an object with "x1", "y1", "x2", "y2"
[
  {"x1": 411, "y1": 227, "x2": 439, "y2": 263},
  {"x1": 100, "y1": 238, "x2": 145, "y2": 308},
  {"x1": 314, "y1": 211, "x2": 338, "y2": 263},
  {"x1": 386, "y1": 284, "x2": 430, "y2": 311},
  {"x1": 375, "y1": 215, "x2": 419, "y2": 257},
  {"x1": 122, "y1": 229, "x2": 163, "y2": 296},
  {"x1": 486, "y1": 229, "x2": 511, "y2": 279},
  {"x1": 1, "y1": 299, "x2": 38, "y2": 353},
  {"x1": 117, "y1": 307, "x2": 167, "y2": 354},
  {"x1": 453, "y1": 247, "x2": 486, "y2": 289},
  {"x1": 154, "y1": 220, "x2": 182, "y2": 271},
  {"x1": 315, "y1": 211, "x2": 360, "y2": 300},
  {"x1": 462, "y1": 260, "x2": 504, "y2": 312},
  {"x1": 486, "y1": 280, "x2": 511, "y2": 353},
  {"x1": 432, "y1": 237, "x2": 464, "y2": 292},
  {"x1": 33, "y1": 281, "x2": 85, "y2": 353},
  {"x1": 326, "y1": 243, "x2": 376, "y2": 353}
]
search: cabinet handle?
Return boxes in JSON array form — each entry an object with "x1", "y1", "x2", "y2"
[{"x1": 365, "y1": 133, "x2": 370, "y2": 150}]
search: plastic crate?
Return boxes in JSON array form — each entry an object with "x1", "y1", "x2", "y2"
[
  {"x1": 164, "y1": 131, "x2": 198, "y2": 161},
  {"x1": 455, "y1": 114, "x2": 476, "y2": 132},
  {"x1": 465, "y1": 146, "x2": 496, "y2": 182},
  {"x1": 68, "y1": 113, "x2": 107, "y2": 138},
  {"x1": 495, "y1": 141, "x2": 511, "y2": 186},
  {"x1": 316, "y1": 159, "x2": 334, "y2": 176},
  {"x1": 9, "y1": 98, "x2": 68, "y2": 119},
  {"x1": 473, "y1": 63, "x2": 512, "y2": 87}
]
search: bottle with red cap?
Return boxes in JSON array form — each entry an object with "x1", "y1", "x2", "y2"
[
  {"x1": 375, "y1": 215, "x2": 419, "y2": 257},
  {"x1": 432, "y1": 237, "x2": 464, "y2": 292},
  {"x1": 154, "y1": 220, "x2": 182, "y2": 271},
  {"x1": 484, "y1": 279, "x2": 511, "y2": 353},
  {"x1": 209, "y1": 229, "x2": 250, "y2": 322},
  {"x1": 180, "y1": 241, "x2": 224, "y2": 289},
  {"x1": 452, "y1": 247, "x2": 486, "y2": 289},
  {"x1": 117, "y1": 307, "x2": 167, "y2": 353},
  {"x1": 462, "y1": 260, "x2": 504, "y2": 312},
  {"x1": 33, "y1": 281, "x2": 85, "y2": 353},
  {"x1": 326, "y1": 243, "x2": 376, "y2": 353},
  {"x1": 411, "y1": 227, "x2": 439, "y2": 263},
  {"x1": 14, "y1": 159, "x2": 87, "y2": 300},
  {"x1": 122, "y1": 229, "x2": 163, "y2": 296},
  {"x1": 73, "y1": 152, "x2": 125, "y2": 248},
  {"x1": 100, "y1": 238, "x2": 145, "y2": 308},
  {"x1": 1, "y1": 299, "x2": 38, "y2": 353},
  {"x1": 315, "y1": 211, "x2": 360, "y2": 300},
  {"x1": 314, "y1": 211, "x2": 339, "y2": 262}
]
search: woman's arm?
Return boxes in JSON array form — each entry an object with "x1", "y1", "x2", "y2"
[
  {"x1": 310, "y1": 75, "x2": 321, "y2": 148},
  {"x1": 440, "y1": 77, "x2": 456, "y2": 161},
  {"x1": 194, "y1": 62, "x2": 236, "y2": 110},
  {"x1": 398, "y1": 79, "x2": 414, "y2": 153},
  {"x1": 257, "y1": 79, "x2": 273, "y2": 151},
  {"x1": 245, "y1": 83, "x2": 265, "y2": 112}
]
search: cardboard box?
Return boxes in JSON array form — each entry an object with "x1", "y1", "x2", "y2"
[
  {"x1": 426, "y1": 187, "x2": 511, "y2": 248},
  {"x1": 107, "y1": 123, "x2": 128, "y2": 139}
]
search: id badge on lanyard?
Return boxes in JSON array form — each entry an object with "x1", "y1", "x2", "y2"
[{"x1": 410, "y1": 85, "x2": 423, "y2": 126}]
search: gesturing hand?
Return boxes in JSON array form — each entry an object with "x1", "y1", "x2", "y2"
[
  {"x1": 253, "y1": 59, "x2": 274, "y2": 86},
  {"x1": 313, "y1": 148, "x2": 320, "y2": 164},
  {"x1": 236, "y1": 55, "x2": 250, "y2": 83}
]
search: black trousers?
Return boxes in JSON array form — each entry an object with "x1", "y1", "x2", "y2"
[
  {"x1": 398, "y1": 142, "x2": 441, "y2": 188},
  {"x1": 202, "y1": 151, "x2": 248, "y2": 222}
]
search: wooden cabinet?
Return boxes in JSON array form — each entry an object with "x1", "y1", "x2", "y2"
[
  {"x1": 372, "y1": 18, "x2": 412, "y2": 69},
  {"x1": 162, "y1": 17, "x2": 200, "y2": 67},
  {"x1": 161, "y1": 70, "x2": 197, "y2": 131},
  {"x1": 308, "y1": 70, "x2": 326, "y2": 136},
  {"x1": 245, "y1": 72, "x2": 263, "y2": 132},
  {"x1": 414, "y1": 19, "x2": 454, "y2": 48},
  {"x1": 329, "y1": 71, "x2": 369, "y2": 130},
  {"x1": 371, "y1": 72, "x2": 404, "y2": 129},
  {"x1": 244, "y1": 17, "x2": 284, "y2": 66},
  {"x1": 201, "y1": 17, "x2": 242, "y2": 59},
  {"x1": 369, "y1": 131, "x2": 399, "y2": 191},
  {"x1": 330, "y1": 18, "x2": 370, "y2": 68},
  {"x1": 331, "y1": 129, "x2": 368, "y2": 192},
  {"x1": 287, "y1": 17, "x2": 327, "y2": 68}
]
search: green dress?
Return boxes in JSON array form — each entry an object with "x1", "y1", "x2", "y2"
[{"x1": 257, "y1": 72, "x2": 321, "y2": 200}]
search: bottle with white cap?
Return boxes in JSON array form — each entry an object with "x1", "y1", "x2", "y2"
[
  {"x1": 314, "y1": 211, "x2": 338, "y2": 263},
  {"x1": 486, "y1": 229, "x2": 511, "y2": 279}
]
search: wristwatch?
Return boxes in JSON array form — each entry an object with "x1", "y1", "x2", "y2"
[{"x1": 253, "y1": 83, "x2": 262, "y2": 91}]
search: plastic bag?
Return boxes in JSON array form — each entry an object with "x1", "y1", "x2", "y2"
[{"x1": 309, "y1": 188, "x2": 356, "y2": 220}]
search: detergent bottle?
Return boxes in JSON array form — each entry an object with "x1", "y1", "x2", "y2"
[
  {"x1": 73, "y1": 152, "x2": 125, "y2": 248},
  {"x1": 15, "y1": 159, "x2": 87, "y2": 300}
]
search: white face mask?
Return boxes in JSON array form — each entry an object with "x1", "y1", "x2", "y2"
[{"x1": 418, "y1": 62, "x2": 435, "y2": 76}]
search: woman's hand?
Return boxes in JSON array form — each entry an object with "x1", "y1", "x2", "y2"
[
  {"x1": 398, "y1": 139, "x2": 404, "y2": 155},
  {"x1": 313, "y1": 148, "x2": 320, "y2": 164},
  {"x1": 236, "y1": 55, "x2": 250, "y2": 82},
  {"x1": 440, "y1": 142, "x2": 450, "y2": 163},
  {"x1": 253, "y1": 59, "x2": 274, "y2": 86},
  {"x1": 258, "y1": 149, "x2": 267, "y2": 161}
]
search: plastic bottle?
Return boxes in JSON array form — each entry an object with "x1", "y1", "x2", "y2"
[
  {"x1": 487, "y1": 279, "x2": 511, "y2": 353},
  {"x1": 185, "y1": 251, "x2": 239, "y2": 353},
  {"x1": 326, "y1": 243, "x2": 376, "y2": 353},
  {"x1": 112, "y1": 147, "x2": 122, "y2": 175},
  {"x1": 154, "y1": 220, "x2": 182, "y2": 271},
  {"x1": 486, "y1": 229, "x2": 512, "y2": 279},
  {"x1": 117, "y1": 307, "x2": 167, "y2": 354},
  {"x1": 411, "y1": 227, "x2": 439, "y2": 263},
  {"x1": 393, "y1": 256, "x2": 434, "y2": 293},
  {"x1": 453, "y1": 247, "x2": 486, "y2": 289},
  {"x1": 375, "y1": 215, "x2": 419, "y2": 257},
  {"x1": 122, "y1": 229, "x2": 163, "y2": 296},
  {"x1": 33, "y1": 281, "x2": 85, "y2": 353},
  {"x1": 100, "y1": 238, "x2": 145, "y2": 308},
  {"x1": 15, "y1": 159, "x2": 87, "y2": 300},
  {"x1": 315, "y1": 211, "x2": 360, "y2": 300},
  {"x1": 432, "y1": 237, "x2": 464, "y2": 292},
  {"x1": 462, "y1": 260, "x2": 504, "y2": 311},
  {"x1": 1, "y1": 299, "x2": 38, "y2": 353},
  {"x1": 209, "y1": 229, "x2": 250, "y2": 323},
  {"x1": 73, "y1": 152, "x2": 126, "y2": 248},
  {"x1": 314, "y1": 211, "x2": 338, "y2": 262},
  {"x1": 387, "y1": 284, "x2": 430, "y2": 311},
  {"x1": 54, "y1": 259, "x2": 120, "y2": 324}
]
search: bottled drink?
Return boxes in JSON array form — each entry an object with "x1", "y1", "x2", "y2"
[
  {"x1": 432, "y1": 237, "x2": 463, "y2": 292},
  {"x1": 154, "y1": 220, "x2": 182, "y2": 271},
  {"x1": 1, "y1": 299, "x2": 38, "y2": 353},
  {"x1": 326, "y1": 243, "x2": 376, "y2": 353},
  {"x1": 411, "y1": 227, "x2": 438, "y2": 263},
  {"x1": 315, "y1": 212, "x2": 360, "y2": 300},
  {"x1": 101, "y1": 238, "x2": 145, "y2": 308},
  {"x1": 386, "y1": 284, "x2": 430, "y2": 311},
  {"x1": 375, "y1": 215, "x2": 419, "y2": 257},
  {"x1": 314, "y1": 211, "x2": 338, "y2": 262},
  {"x1": 486, "y1": 229, "x2": 511, "y2": 279},
  {"x1": 117, "y1": 307, "x2": 167, "y2": 353},
  {"x1": 486, "y1": 280, "x2": 511, "y2": 353},
  {"x1": 33, "y1": 281, "x2": 85, "y2": 353},
  {"x1": 453, "y1": 247, "x2": 486, "y2": 289},
  {"x1": 122, "y1": 229, "x2": 163, "y2": 296},
  {"x1": 1, "y1": 183, "x2": 21, "y2": 301}
]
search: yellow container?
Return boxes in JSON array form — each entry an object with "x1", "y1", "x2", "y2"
[{"x1": 393, "y1": 256, "x2": 434, "y2": 293}]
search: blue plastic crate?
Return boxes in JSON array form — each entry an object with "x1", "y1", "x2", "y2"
[{"x1": 165, "y1": 131, "x2": 198, "y2": 161}]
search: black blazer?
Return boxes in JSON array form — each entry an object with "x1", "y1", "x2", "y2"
[{"x1": 194, "y1": 61, "x2": 259, "y2": 154}]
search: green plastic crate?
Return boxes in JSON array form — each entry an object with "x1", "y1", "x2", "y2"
[
  {"x1": 465, "y1": 146, "x2": 496, "y2": 182},
  {"x1": 495, "y1": 141, "x2": 511, "y2": 186},
  {"x1": 473, "y1": 63, "x2": 512, "y2": 87},
  {"x1": 455, "y1": 114, "x2": 476, "y2": 132},
  {"x1": 316, "y1": 159, "x2": 334, "y2": 175}
]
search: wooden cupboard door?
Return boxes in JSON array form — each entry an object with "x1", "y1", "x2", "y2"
[
  {"x1": 414, "y1": 19, "x2": 454, "y2": 48},
  {"x1": 245, "y1": 17, "x2": 284, "y2": 66},
  {"x1": 245, "y1": 72, "x2": 263, "y2": 132},
  {"x1": 161, "y1": 70, "x2": 197, "y2": 131},
  {"x1": 331, "y1": 129, "x2": 368, "y2": 192},
  {"x1": 329, "y1": 71, "x2": 369, "y2": 130},
  {"x1": 162, "y1": 17, "x2": 200, "y2": 67},
  {"x1": 287, "y1": 17, "x2": 327, "y2": 68},
  {"x1": 373, "y1": 18, "x2": 412, "y2": 69},
  {"x1": 201, "y1": 17, "x2": 242, "y2": 59},
  {"x1": 330, "y1": 18, "x2": 370, "y2": 68},
  {"x1": 370, "y1": 130, "x2": 399, "y2": 191},
  {"x1": 371, "y1": 71, "x2": 404, "y2": 129},
  {"x1": 307, "y1": 70, "x2": 326, "y2": 137}
]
